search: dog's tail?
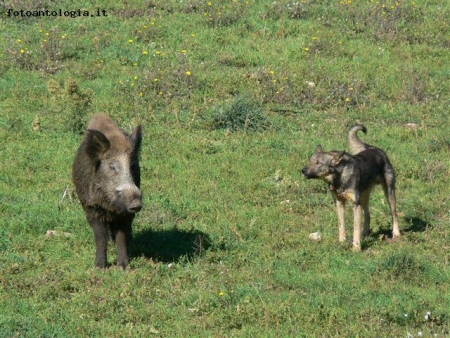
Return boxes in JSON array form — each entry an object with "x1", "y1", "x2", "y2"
[{"x1": 348, "y1": 125, "x2": 371, "y2": 154}]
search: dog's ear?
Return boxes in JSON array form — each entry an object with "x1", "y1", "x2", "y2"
[
  {"x1": 316, "y1": 145, "x2": 323, "y2": 153},
  {"x1": 331, "y1": 151, "x2": 345, "y2": 166}
]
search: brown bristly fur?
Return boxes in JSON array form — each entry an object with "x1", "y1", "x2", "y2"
[{"x1": 72, "y1": 114, "x2": 143, "y2": 269}]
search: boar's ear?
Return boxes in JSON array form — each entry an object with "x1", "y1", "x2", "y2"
[
  {"x1": 85, "y1": 129, "x2": 110, "y2": 161},
  {"x1": 316, "y1": 145, "x2": 323, "y2": 153},
  {"x1": 130, "y1": 125, "x2": 142, "y2": 151}
]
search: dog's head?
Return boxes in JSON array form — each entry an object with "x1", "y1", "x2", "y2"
[{"x1": 302, "y1": 145, "x2": 347, "y2": 181}]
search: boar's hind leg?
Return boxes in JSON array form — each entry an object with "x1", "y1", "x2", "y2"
[{"x1": 111, "y1": 221, "x2": 132, "y2": 269}]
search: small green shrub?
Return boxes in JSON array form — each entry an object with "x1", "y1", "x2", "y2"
[
  {"x1": 210, "y1": 97, "x2": 271, "y2": 132},
  {"x1": 47, "y1": 79, "x2": 93, "y2": 134}
]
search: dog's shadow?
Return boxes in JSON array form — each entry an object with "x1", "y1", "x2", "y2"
[
  {"x1": 130, "y1": 226, "x2": 212, "y2": 263},
  {"x1": 366, "y1": 216, "x2": 430, "y2": 249},
  {"x1": 402, "y1": 216, "x2": 430, "y2": 233}
]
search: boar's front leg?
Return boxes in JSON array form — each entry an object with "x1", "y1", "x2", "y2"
[
  {"x1": 111, "y1": 219, "x2": 132, "y2": 269},
  {"x1": 87, "y1": 213, "x2": 109, "y2": 268}
]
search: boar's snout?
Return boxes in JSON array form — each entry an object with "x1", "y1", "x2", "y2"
[
  {"x1": 128, "y1": 200, "x2": 142, "y2": 213},
  {"x1": 115, "y1": 184, "x2": 143, "y2": 214}
]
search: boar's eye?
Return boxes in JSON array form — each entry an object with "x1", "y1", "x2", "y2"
[{"x1": 109, "y1": 162, "x2": 118, "y2": 172}]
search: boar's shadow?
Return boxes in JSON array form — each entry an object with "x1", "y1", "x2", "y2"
[{"x1": 130, "y1": 226, "x2": 212, "y2": 263}]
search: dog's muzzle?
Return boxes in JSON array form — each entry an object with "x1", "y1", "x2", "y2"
[{"x1": 302, "y1": 167, "x2": 314, "y2": 178}]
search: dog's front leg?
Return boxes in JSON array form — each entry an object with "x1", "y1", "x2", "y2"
[
  {"x1": 336, "y1": 198, "x2": 346, "y2": 242},
  {"x1": 352, "y1": 203, "x2": 363, "y2": 251}
]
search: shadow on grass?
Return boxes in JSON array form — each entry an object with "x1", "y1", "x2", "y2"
[
  {"x1": 369, "y1": 215, "x2": 429, "y2": 238},
  {"x1": 402, "y1": 216, "x2": 430, "y2": 233},
  {"x1": 130, "y1": 226, "x2": 212, "y2": 263},
  {"x1": 362, "y1": 216, "x2": 430, "y2": 250}
]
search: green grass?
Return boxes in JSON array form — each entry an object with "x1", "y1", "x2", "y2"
[{"x1": 1, "y1": 0, "x2": 449, "y2": 336}]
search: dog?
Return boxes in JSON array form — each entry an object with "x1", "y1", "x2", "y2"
[{"x1": 302, "y1": 125, "x2": 400, "y2": 251}]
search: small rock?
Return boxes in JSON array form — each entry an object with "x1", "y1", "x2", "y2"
[
  {"x1": 405, "y1": 122, "x2": 418, "y2": 129},
  {"x1": 46, "y1": 230, "x2": 72, "y2": 237},
  {"x1": 309, "y1": 232, "x2": 321, "y2": 241}
]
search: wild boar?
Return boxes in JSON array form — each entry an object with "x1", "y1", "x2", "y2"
[{"x1": 72, "y1": 114, "x2": 142, "y2": 269}]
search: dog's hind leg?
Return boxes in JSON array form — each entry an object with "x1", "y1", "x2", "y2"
[
  {"x1": 382, "y1": 170, "x2": 401, "y2": 238},
  {"x1": 361, "y1": 190, "x2": 371, "y2": 238},
  {"x1": 352, "y1": 203, "x2": 363, "y2": 251},
  {"x1": 384, "y1": 186, "x2": 400, "y2": 238}
]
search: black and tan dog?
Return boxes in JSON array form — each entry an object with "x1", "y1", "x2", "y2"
[{"x1": 302, "y1": 125, "x2": 400, "y2": 251}]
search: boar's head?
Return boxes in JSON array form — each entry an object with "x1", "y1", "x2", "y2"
[{"x1": 84, "y1": 124, "x2": 143, "y2": 214}]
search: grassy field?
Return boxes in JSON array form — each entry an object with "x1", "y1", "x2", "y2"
[{"x1": 1, "y1": 0, "x2": 449, "y2": 336}]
